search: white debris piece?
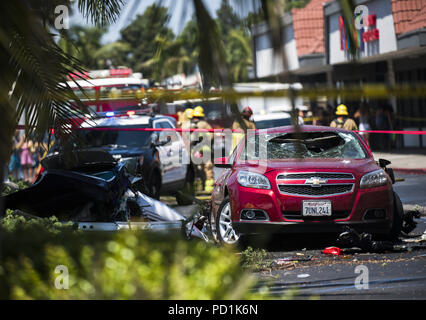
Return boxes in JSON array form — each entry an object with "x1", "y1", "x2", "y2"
[{"x1": 135, "y1": 191, "x2": 185, "y2": 222}]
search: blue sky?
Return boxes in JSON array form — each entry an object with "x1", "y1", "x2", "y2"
[{"x1": 70, "y1": 0, "x2": 224, "y2": 44}]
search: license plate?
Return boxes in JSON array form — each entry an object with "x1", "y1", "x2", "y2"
[{"x1": 302, "y1": 200, "x2": 332, "y2": 216}]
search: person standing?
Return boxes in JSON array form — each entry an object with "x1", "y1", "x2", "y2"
[
  {"x1": 232, "y1": 107, "x2": 256, "y2": 131},
  {"x1": 355, "y1": 104, "x2": 371, "y2": 145},
  {"x1": 232, "y1": 107, "x2": 256, "y2": 151},
  {"x1": 8, "y1": 131, "x2": 24, "y2": 180},
  {"x1": 20, "y1": 136, "x2": 34, "y2": 182},
  {"x1": 330, "y1": 104, "x2": 358, "y2": 131},
  {"x1": 191, "y1": 106, "x2": 214, "y2": 192}
]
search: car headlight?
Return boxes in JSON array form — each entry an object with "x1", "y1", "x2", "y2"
[
  {"x1": 237, "y1": 171, "x2": 271, "y2": 189},
  {"x1": 360, "y1": 169, "x2": 388, "y2": 189}
]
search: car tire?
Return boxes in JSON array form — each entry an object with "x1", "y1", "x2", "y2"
[
  {"x1": 215, "y1": 196, "x2": 241, "y2": 246},
  {"x1": 389, "y1": 191, "x2": 403, "y2": 240},
  {"x1": 147, "y1": 170, "x2": 161, "y2": 199},
  {"x1": 175, "y1": 165, "x2": 195, "y2": 206}
]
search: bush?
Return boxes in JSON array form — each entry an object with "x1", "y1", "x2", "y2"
[
  {"x1": 0, "y1": 212, "x2": 266, "y2": 300},
  {"x1": 240, "y1": 247, "x2": 272, "y2": 271}
]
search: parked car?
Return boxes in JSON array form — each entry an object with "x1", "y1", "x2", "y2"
[
  {"x1": 253, "y1": 112, "x2": 292, "y2": 129},
  {"x1": 211, "y1": 125, "x2": 403, "y2": 245},
  {"x1": 47, "y1": 111, "x2": 194, "y2": 205}
]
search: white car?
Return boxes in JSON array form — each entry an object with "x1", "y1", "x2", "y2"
[{"x1": 253, "y1": 113, "x2": 292, "y2": 129}]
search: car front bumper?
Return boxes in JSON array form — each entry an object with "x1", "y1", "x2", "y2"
[
  {"x1": 229, "y1": 182, "x2": 394, "y2": 236},
  {"x1": 233, "y1": 219, "x2": 392, "y2": 235}
]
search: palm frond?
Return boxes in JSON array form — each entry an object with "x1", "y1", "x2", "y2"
[{"x1": 77, "y1": 0, "x2": 126, "y2": 26}]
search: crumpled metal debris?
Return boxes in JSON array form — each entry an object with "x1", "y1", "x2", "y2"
[
  {"x1": 1, "y1": 149, "x2": 210, "y2": 242},
  {"x1": 336, "y1": 226, "x2": 394, "y2": 253},
  {"x1": 401, "y1": 210, "x2": 422, "y2": 234}
]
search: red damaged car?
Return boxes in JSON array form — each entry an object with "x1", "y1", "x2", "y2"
[{"x1": 211, "y1": 126, "x2": 403, "y2": 245}]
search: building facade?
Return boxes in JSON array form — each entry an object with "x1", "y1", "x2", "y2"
[{"x1": 252, "y1": 0, "x2": 426, "y2": 148}]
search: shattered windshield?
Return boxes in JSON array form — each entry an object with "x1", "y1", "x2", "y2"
[{"x1": 244, "y1": 131, "x2": 368, "y2": 160}]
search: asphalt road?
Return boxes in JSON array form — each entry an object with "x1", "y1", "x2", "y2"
[
  {"x1": 251, "y1": 173, "x2": 426, "y2": 299},
  {"x1": 393, "y1": 173, "x2": 426, "y2": 207},
  {"x1": 251, "y1": 215, "x2": 426, "y2": 300}
]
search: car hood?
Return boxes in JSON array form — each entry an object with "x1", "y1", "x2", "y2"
[
  {"x1": 236, "y1": 158, "x2": 379, "y2": 177},
  {"x1": 95, "y1": 146, "x2": 148, "y2": 157}
]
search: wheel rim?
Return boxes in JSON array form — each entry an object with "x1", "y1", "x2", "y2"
[{"x1": 218, "y1": 202, "x2": 240, "y2": 244}]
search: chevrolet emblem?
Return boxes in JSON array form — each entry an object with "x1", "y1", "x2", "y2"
[{"x1": 305, "y1": 177, "x2": 327, "y2": 187}]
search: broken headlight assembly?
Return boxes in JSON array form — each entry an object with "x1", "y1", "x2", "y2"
[
  {"x1": 360, "y1": 169, "x2": 388, "y2": 189},
  {"x1": 237, "y1": 171, "x2": 271, "y2": 189}
]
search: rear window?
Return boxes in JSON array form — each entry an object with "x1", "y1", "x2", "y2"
[{"x1": 244, "y1": 131, "x2": 368, "y2": 160}]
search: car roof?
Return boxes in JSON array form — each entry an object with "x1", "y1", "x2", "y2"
[
  {"x1": 81, "y1": 114, "x2": 171, "y2": 128},
  {"x1": 253, "y1": 113, "x2": 291, "y2": 121}
]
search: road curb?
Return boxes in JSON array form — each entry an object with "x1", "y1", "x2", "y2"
[{"x1": 393, "y1": 168, "x2": 426, "y2": 175}]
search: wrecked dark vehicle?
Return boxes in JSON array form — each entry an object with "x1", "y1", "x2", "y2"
[
  {"x1": 1, "y1": 150, "x2": 207, "y2": 240},
  {"x1": 48, "y1": 112, "x2": 194, "y2": 205}
]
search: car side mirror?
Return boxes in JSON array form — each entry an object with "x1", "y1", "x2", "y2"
[
  {"x1": 378, "y1": 158, "x2": 395, "y2": 184},
  {"x1": 378, "y1": 158, "x2": 391, "y2": 168},
  {"x1": 214, "y1": 157, "x2": 232, "y2": 168}
]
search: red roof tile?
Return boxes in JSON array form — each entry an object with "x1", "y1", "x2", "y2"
[
  {"x1": 392, "y1": 0, "x2": 426, "y2": 34},
  {"x1": 291, "y1": 0, "x2": 333, "y2": 56}
]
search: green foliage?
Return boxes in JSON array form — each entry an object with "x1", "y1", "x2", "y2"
[
  {"x1": 0, "y1": 214, "x2": 267, "y2": 300},
  {"x1": 59, "y1": 26, "x2": 107, "y2": 69},
  {"x1": 217, "y1": 1, "x2": 253, "y2": 83},
  {"x1": 59, "y1": 2, "x2": 255, "y2": 83},
  {"x1": 94, "y1": 41, "x2": 131, "y2": 69},
  {"x1": 217, "y1": 0, "x2": 243, "y2": 38},
  {"x1": 240, "y1": 247, "x2": 273, "y2": 271},
  {"x1": 1, "y1": 177, "x2": 31, "y2": 196},
  {"x1": 120, "y1": 4, "x2": 174, "y2": 78},
  {"x1": 0, "y1": 210, "x2": 76, "y2": 234},
  {"x1": 285, "y1": 0, "x2": 310, "y2": 10}
]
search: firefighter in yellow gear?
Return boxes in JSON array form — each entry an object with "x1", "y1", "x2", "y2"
[
  {"x1": 191, "y1": 106, "x2": 214, "y2": 192},
  {"x1": 179, "y1": 108, "x2": 194, "y2": 129},
  {"x1": 232, "y1": 106, "x2": 256, "y2": 151},
  {"x1": 330, "y1": 104, "x2": 358, "y2": 131}
]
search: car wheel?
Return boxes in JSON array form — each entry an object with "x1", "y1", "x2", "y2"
[
  {"x1": 389, "y1": 191, "x2": 403, "y2": 240},
  {"x1": 175, "y1": 166, "x2": 195, "y2": 206},
  {"x1": 147, "y1": 171, "x2": 161, "y2": 199},
  {"x1": 215, "y1": 197, "x2": 240, "y2": 245}
]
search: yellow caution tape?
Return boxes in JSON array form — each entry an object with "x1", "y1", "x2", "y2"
[{"x1": 70, "y1": 84, "x2": 426, "y2": 102}]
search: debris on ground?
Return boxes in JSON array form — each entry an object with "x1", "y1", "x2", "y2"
[
  {"x1": 402, "y1": 230, "x2": 426, "y2": 244},
  {"x1": 271, "y1": 260, "x2": 297, "y2": 270},
  {"x1": 402, "y1": 209, "x2": 422, "y2": 234},
  {"x1": 336, "y1": 226, "x2": 396, "y2": 253},
  {"x1": 274, "y1": 256, "x2": 314, "y2": 262},
  {"x1": 322, "y1": 246, "x2": 342, "y2": 256}
]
